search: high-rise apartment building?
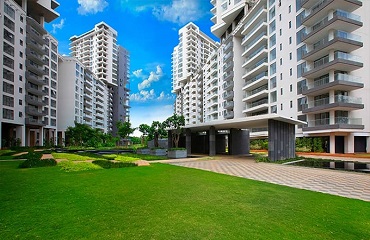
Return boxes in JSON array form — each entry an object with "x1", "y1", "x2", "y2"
[
  {"x1": 70, "y1": 22, "x2": 130, "y2": 135},
  {"x1": 57, "y1": 56, "x2": 109, "y2": 143},
  {"x1": 1, "y1": 0, "x2": 60, "y2": 147},
  {"x1": 172, "y1": 23, "x2": 219, "y2": 125},
  {"x1": 173, "y1": 0, "x2": 370, "y2": 155}
]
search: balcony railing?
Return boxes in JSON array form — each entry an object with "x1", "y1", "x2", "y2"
[
  {"x1": 334, "y1": 73, "x2": 361, "y2": 83},
  {"x1": 245, "y1": 57, "x2": 268, "y2": 72},
  {"x1": 245, "y1": 71, "x2": 268, "y2": 86},
  {"x1": 242, "y1": 19, "x2": 266, "y2": 42},
  {"x1": 244, "y1": 45, "x2": 267, "y2": 62},
  {"x1": 247, "y1": 98, "x2": 268, "y2": 108},
  {"x1": 246, "y1": 84, "x2": 268, "y2": 97},
  {"x1": 244, "y1": 31, "x2": 267, "y2": 50},
  {"x1": 306, "y1": 117, "x2": 362, "y2": 127}
]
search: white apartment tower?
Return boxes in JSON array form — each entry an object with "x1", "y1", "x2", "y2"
[
  {"x1": 207, "y1": 0, "x2": 369, "y2": 153},
  {"x1": 1, "y1": 0, "x2": 60, "y2": 147},
  {"x1": 172, "y1": 22, "x2": 218, "y2": 125},
  {"x1": 70, "y1": 22, "x2": 130, "y2": 134},
  {"x1": 57, "y1": 56, "x2": 109, "y2": 143}
]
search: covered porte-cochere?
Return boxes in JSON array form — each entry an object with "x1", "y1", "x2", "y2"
[{"x1": 170, "y1": 115, "x2": 305, "y2": 161}]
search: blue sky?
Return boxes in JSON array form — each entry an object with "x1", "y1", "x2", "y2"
[{"x1": 45, "y1": 0, "x2": 219, "y2": 134}]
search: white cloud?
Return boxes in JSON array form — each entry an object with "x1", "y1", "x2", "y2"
[
  {"x1": 130, "y1": 89, "x2": 174, "y2": 102},
  {"x1": 152, "y1": 0, "x2": 204, "y2": 25},
  {"x1": 77, "y1": 0, "x2": 108, "y2": 15},
  {"x1": 51, "y1": 18, "x2": 65, "y2": 33},
  {"x1": 130, "y1": 89, "x2": 156, "y2": 102},
  {"x1": 137, "y1": 65, "x2": 163, "y2": 90},
  {"x1": 133, "y1": 69, "x2": 144, "y2": 78}
]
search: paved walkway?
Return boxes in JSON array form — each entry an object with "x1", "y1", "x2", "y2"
[{"x1": 158, "y1": 156, "x2": 370, "y2": 202}]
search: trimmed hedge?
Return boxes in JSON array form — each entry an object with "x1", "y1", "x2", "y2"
[
  {"x1": 18, "y1": 151, "x2": 57, "y2": 168},
  {"x1": 92, "y1": 160, "x2": 137, "y2": 169}
]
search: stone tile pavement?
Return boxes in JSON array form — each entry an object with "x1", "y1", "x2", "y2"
[{"x1": 158, "y1": 156, "x2": 370, "y2": 202}]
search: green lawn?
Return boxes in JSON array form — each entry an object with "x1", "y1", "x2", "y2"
[{"x1": 0, "y1": 161, "x2": 369, "y2": 239}]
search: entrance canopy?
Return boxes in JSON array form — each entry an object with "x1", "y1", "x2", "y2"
[{"x1": 184, "y1": 114, "x2": 306, "y2": 132}]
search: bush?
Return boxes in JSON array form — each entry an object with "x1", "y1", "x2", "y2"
[
  {"x1": 253, "y1": 154, "x2": 270, "y2": 162},
  {"x1": 58, "y1": 161, "x2": 102, "y2": 172},
  {"x1": 92, "y1": 160, "x2": 137, "y2": 169},
  {"x1": 19, "y1": 158, "x2": 57, "y2": 168}
]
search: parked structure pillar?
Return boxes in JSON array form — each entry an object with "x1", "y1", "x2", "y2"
[
  {"x1": 229, "y1": 129, "x2": 250, "y2": 155},
  {"x1": 268, "y1": 120, "x2": 295, "y2": 161},
  {"x1": 186, "y1": 128, "x2": 192, "y2": 155},
  {"x1": 167, "y1": 130, "x2": 173, "y2": 149},
  {"x1": 209, "y1": 126, "x2": 216, "y2": 156}
]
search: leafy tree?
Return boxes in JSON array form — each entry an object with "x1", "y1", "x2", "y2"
[
  {"x1": 65, "y1": 122, "x2": 95, "y2": 147},
  {"x1": 163, "y1": 114, "x2": 185, "y2": 148},
  {"x1": 150, "y1": 121, "x2": 167, "y2": 148},
  {"x1": 138, "y1": 124, "x2": 151, "y2": 145},
  {"x1": 116, "y1": 121, "x2": 136, "y2": 145}
]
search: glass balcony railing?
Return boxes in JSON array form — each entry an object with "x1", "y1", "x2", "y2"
[
  {"x1": 245, "y1": 71, "x2": 268, "y2": 86},
  {"x1": 245, "y1": 57, "x2": 268, "y2": 72},
  {"x1": 307, "y1": 117, "x2": 362, "y2": 127},
  {"x1": 334, "y1": 95, "x2": 362, "y2": 104},
  {"x1": 244, "y1": 32, "x2": 267, "y2": 51},
  {"x1": 244, "y1": 45, "x2": 267, "y2": 62},
  {"x1": 244, "y1": 6, "x2": 266, "y2": 29},
  {"x1": 247, "y1": 98, "x2": 268, "y2": 108},
  {"x1": 242, "y1": 19, "x2": 267, "y2": 42},
  {"x1": 334, "y1": 73, "x2": 361, "y2": 83},
  {"x1": 334, "y1": 51, "x2": 362, "y2": 62}
]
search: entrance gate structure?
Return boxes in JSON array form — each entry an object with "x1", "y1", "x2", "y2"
[{"x1": 170, "y1": 115, "x2": 305, "y2": 161}]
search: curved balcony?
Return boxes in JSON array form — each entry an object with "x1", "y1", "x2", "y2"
[
  {"x1": 302, "y1": 73, "x2": 363, "y2": 96},
  {"x1": 303, "y1": 52, "x2": 363, "y2": 79},
  {"x1": 303, "y1": 10, "x2": 362, "y2": 44},
  {"x1": 302, "y1": 117, "x2": 363, "y2": 132},
  {"x1": 303, "y1": 95, "x2": 363, "y2": 114},
  {"x1": 302, "y1": 0, "x2": 362, "y2": 26}
]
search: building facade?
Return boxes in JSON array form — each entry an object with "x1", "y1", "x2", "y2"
[
  {"x1": 172, "y1": 0, "x2": 370, "y2": 154},
  {"x1": 70, "y1": 22, "x2": 130, "y2": 135},
  {"x1": 172, "y1": 22, "x2": 219, "y2": 125},
  {"x1": 1, "y1": 0, "x2": 60, "y2": 147},
  {"x1": 57, "y1": 56, "x2": 109, "y2": 143}
]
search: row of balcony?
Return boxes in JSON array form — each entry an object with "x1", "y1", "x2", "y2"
[{"x1": 302, "y1": 117, "x2": 363, "y2": 131}]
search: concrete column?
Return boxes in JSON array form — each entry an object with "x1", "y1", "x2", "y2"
[
  {"x1": 186, "y1": 128, "x2": 191, "y2": 156},
  {"x1": 345, "y1": 134, "x2": 355, "y2": 153},
  {"x1": 16, "y1": 125, "x2": 26, "y2": 147},
  {"x1": 209, "y1": 126, "x2": 216, "y2": 156},
  {"x1": 229, "y1": 129, "x2": 250, "y2": 155},
  {"x1": 39, "y1": 127, "x2": 44, "y2": 147},
  {"x1": 268, "y1": 120, "x2": 295, "y2": 161},
  {"x1": 367, "y1": 136, "x2": 370, "y2": 153},
  {"x1": 330, "y1": 133, "x2": 335, "y2": 153},
  {"x1": 167, "y1": 130, "x2": 173, "y2": 149}
]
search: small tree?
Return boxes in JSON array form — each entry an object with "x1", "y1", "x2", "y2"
[
  {"x1": 116, "y1": 121, "x2": 136, "y2": 146},
  {"x1": 138, "y1": 124, "x2": 151, "y2": 145},
  {"x1": 163, "y1": 114, "x2": 185, "y2": 148},
  {"x1": 150, "y1": 121, "x2": 167, "y2": 148}
]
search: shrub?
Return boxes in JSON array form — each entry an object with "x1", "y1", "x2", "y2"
[
  {"x1": 253, "y1": 154, "x2": 270, "y2": 162},
  {"x1": 58, "y1": 161, "x2": 102, "y2": 172},
  {"x1": 92, "y1": 160, "x2": 137, "y2": 169},
  {"x1": 19, "y1": 158, "x2": 57, "y2": 168}
]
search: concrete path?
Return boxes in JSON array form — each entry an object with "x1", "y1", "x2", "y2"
[{"x1": 160, "y1": 157, "x2": 370, "y2": 202}]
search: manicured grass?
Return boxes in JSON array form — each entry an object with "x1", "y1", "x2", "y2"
[
  {"x1": 124, "y1": 152, "x2": 168, "y2": 161},
  {"x1": 0, "y1": 161, "x2": 369, "y2": 239},
  {"x1": 51, "y1": 152, "x2": 106, "y2": 161}
]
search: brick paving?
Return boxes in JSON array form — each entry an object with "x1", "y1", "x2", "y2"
[{"x1": 160, "y1": 156, "x2": 370, "y2": 202}]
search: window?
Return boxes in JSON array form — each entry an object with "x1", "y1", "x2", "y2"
[
  {"x1": 4, "y1": 29, "x2": 14, "y2": 44},
  {"x1": 290, "y1": 101, "x2": 293, "y2": 108},
  {"x1": 270, "y1": 63, "x2": 276, "y2": 75},
  {"x1": 289, "y1": 5, "x2": 291, "y2": 13},
  {"x1": 3, "y1": 108, "x2": 14, "y2": 120},
  {"x1": 279, "y1": 29, "x2": 282, "y2": 36},
  {"x1": 280, "y1": 104, "x2": 283, "y2": 110},
  {"x1": 289, "y1": 37, "x2": 292, "y2": 44},
  {"x1": 19, "y1": 51, "x2": 23, "y2": 58},
  {"x1": 20, "y1": 28, "x2": 23, "y2": 34},
  {"x1": 289, "y1": 52, "x2": 292, "y2": 60},
  {"x1": 280, "y1": 88, "x2": 283, "y2": 95},
  {"x1": 279, "y1": 43, "x2": 282, "y2": 51},
  {"x1": 19, "y1": 75, "x2": 22, "y2": 81},
  {"x1": 19, "y1": 99, "x2": 22, "y2": 105},
  {"x1": 290, "y1": 84, "x2": 292, "y2": 92},
  {"x1": 3, "y1": 69, "x2": 14, "y2": 82},
  {"x1": 280, "y1": 58, "x2": 283, "y2": 65},
  {"x1": 3, "y1": 55, "x2": 14, "y2": 69},
  {"x1": 19, "y1": 112, "x2": 23, "y2": 118},
  {"x1": 279, "y1": 14, "x2": 281, "y2": 21},
  {"x1": 4, "y1": 2, "x2": 15, "y2": 19},
  {"x1": 297, "y1": 45, "x2": 306, "y2": 61},
  {"x1": 297, "y1": 62, "x2": 306, "y2": 78},
  {"x1": 20, "y1": 16, "x2": 23, "y2": 22},
  {"x1": 19, "y1": 63, "x2": 23, "y2": 70},
  {"x1": 297, "y1": 97, "x2": 307, "y2": 111},
  {"x1": 19, "y1": 87, "x2": 22, "y2": 93},
  {"x1": 20, "y1": 40, "x2": 23, "y2": 46},
  {"x1": 290, "y1": 68, "x2": 292, "y2": 76},
  {"x1": 280, "y1": 73, "x2": 283, "y2": 80},
  {"x1": 289, "y1": 21, "x2": 292, "y2": 29},
  {"x1": 297, "y1": 79, "x2": 307, "y2": 94},
  {"x1": 3, "y1": 95, "x2": 14, "y2": 107},
  {"x1": 270, "y1": 48, "x2": 276, "y2": 60},
  {"x1": 3, "y1": 82, "x2": 14, "y2": 94}
]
